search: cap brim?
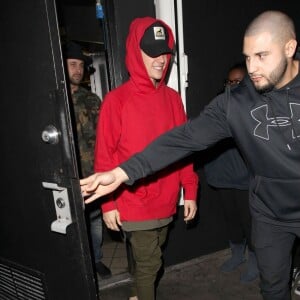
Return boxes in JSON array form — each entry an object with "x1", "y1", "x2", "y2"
[
  {"x1": 66, "y1": 54, "x2": 92, "y2": 65},
  {"x1": 143, "y1": 46, "x2": 173, "y2": 58}
]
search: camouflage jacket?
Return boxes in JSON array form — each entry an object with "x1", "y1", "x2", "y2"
[{"x1": 71, "y1": 86, "x2": 101, "y2": 177}]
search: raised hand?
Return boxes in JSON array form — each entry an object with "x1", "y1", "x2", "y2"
[{"x1": 80, "y1": 167, "x2": 129, "y2": 203}]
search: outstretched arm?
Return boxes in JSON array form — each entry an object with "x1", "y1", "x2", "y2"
[
  {"x1": 81, "y1": 94, "x2": 230, "y2": 203},
  {"x1": 80, "y1": 167, "x2": 129, "y2": 203}
]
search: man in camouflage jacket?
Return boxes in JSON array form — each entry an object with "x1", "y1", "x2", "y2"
[{"x1": 64, "y1": 41, "x2": 111, "y2": 279}]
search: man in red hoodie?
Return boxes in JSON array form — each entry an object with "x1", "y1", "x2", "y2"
[{"x1": 94, "y1": 17, "x2": 198, "y2": 300}]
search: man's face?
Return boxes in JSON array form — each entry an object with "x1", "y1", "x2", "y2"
[
  {"x1": 226, "y1": 68, "x2": 246, "y2": 86},
  {"x1": 141, "y1": 50, "x2": 167, "y2": 86},
  {"x1": 243, "y1": 32, "x2": 288, "y2": 93},
  {"x1": 67, "y1": 58, "x2": 84, "y2": 86}
]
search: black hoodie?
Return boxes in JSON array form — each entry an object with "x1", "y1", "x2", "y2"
[{"x1": 121, "y1": 49, "x2": 300, "y2": 225}]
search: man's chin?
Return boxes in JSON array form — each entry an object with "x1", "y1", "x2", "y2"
[
  {"x1": 255, "y1": 83, "x2": 274, "y2": 94},
  {"x1": 70, "y1": 81, "x2": 81, "y2": 86}
]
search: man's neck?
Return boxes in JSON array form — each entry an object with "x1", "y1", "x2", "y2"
[
  {"x1": 70, "y1": 84, "x2": 79, "y2": 95},
  {"x1": 294, "y1": 60, "x2": 300, "y2": 77},
  {"x1": 151, "y1": 79, "x2": 159, "y2": 88},
  {"x1": 276, "y1": 60, "x2": 299, "y2": 89}
]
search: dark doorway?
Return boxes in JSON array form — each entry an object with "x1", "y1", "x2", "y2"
[{"x1": 0, "y1": 0, "x2": 98, "y2": 299}]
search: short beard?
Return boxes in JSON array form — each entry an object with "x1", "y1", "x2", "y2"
[
  {"x1": 256, "y1": 84, "x2": 274, "y2": 94},
  {"x1": 69, "y1": 79, "x2": 81, "y2": 86},
  {"x1": 255, "y1": 56, "x2": 288, "y2": 94}
]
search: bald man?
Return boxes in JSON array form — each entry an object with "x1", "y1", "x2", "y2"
[{"x1": 81, "y1": 11, "x2": 300, "y2": 300}]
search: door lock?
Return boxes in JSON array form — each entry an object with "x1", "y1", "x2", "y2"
[{"x1": 56, "y1": 198, "x2": 65, "y2": 208}]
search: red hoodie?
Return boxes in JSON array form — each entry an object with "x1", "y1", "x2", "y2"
[{"x1": 94, "y1": 17, "x2": 198, "y2": 221}]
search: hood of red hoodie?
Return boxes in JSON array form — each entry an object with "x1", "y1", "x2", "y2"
[{"x1": 125, "y1": 17, "x2": 175, "y2": 94}]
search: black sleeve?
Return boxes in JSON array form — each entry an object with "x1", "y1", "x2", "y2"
[{"x1": 121, "y1": 93, "x2": 232, "y2": 185}]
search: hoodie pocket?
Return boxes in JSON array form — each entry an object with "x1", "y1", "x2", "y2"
[{"x1": 252, "y1": 176, "x2": 300, "y2": 222}]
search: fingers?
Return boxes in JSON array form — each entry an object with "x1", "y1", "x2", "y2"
[
  {"x1": 103, "y1": 210, "x2": 121, "y2": 231},
  {"x1": 116, "y1": 211, "x2": 122, "y2": 227},
  {"x1": 80, "y1": 174, "x2": 99, "y2": 195},
  {"x1": 184, "y1": 200, "x2": 197, "y2": 221},
  {"x1": 80, "y1": 168, "x2": 129, "y2": 202},
  {"x1": 79, "y1": 175, "x2": 93, "y2": 185},
  {"x1": 105, "y1": 220, "x2": 120, "y2": 231},
  {"x1": 184, "y1": 212, "x2": 195, "y2": 221},
  {"x1": 80, "y1": 173, "x2": 99, "y2": 189},
  {"x1": 84, "y1": 193, "x2": 100, "y2": 204},
  {"x1": 80, "y1": 173, "x2": 113, "y2": 192},
  {"x1": 80, "y1": 172, "x2": 118, "y2": 204}
]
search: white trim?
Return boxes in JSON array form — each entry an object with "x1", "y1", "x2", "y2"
[{"x1": 154, "y1": 0, "x2": 188, "y2": 111}]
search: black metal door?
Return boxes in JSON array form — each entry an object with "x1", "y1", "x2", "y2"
[{"x1": 0, "y1": 1, "x2": 98, "y2": 299}]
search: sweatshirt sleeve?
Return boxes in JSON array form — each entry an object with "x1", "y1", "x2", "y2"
[
  {"x1": 172, "y1": 94, "x2": 198, "y2": 201},
  {"x1": 94, "y1": 93, "x2": 121, "y2": 212},
  {"x1": 178, "y1": 162, "x2": 198, "y2": 200},
  {"x1": 120, "y1": 93, "x2": 231, "y2": 185}
]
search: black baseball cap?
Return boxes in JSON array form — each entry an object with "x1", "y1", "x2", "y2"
[{"x1": 140, "y1": 22, "x2": 173, "y2": 57}]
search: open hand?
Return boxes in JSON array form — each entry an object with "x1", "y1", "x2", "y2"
[{"x1": 80, "y1": 167, "x2": 129, "y2": 203}]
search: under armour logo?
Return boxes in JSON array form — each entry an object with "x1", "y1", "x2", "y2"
[{"x1": 250, "y1": 103, "x2": 300, "y2": 140}]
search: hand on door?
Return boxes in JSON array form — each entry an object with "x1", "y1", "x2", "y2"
[{"x1": 80, "y1": 167, "x2": 129, "y2": 203}]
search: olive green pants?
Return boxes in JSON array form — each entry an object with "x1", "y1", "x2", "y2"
[{"x1": 126, "y1": 226, "x2": 168, "y2": 300}]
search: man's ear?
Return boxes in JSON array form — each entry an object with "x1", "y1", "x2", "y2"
[{"x1": 285, "y1": 39, "x2": 297, "y2": 58}]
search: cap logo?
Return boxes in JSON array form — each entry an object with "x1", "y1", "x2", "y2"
[{"x1": 153, "y1": 26, "x2": 166, "y2": 40}]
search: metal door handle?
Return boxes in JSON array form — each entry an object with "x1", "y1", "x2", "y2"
[
  {"x1": 41, "y1": 125, "x2": 60, "y2": 144},
  {"x1": 42, "y1": 182, "x2": 73, "y2": 234}
]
